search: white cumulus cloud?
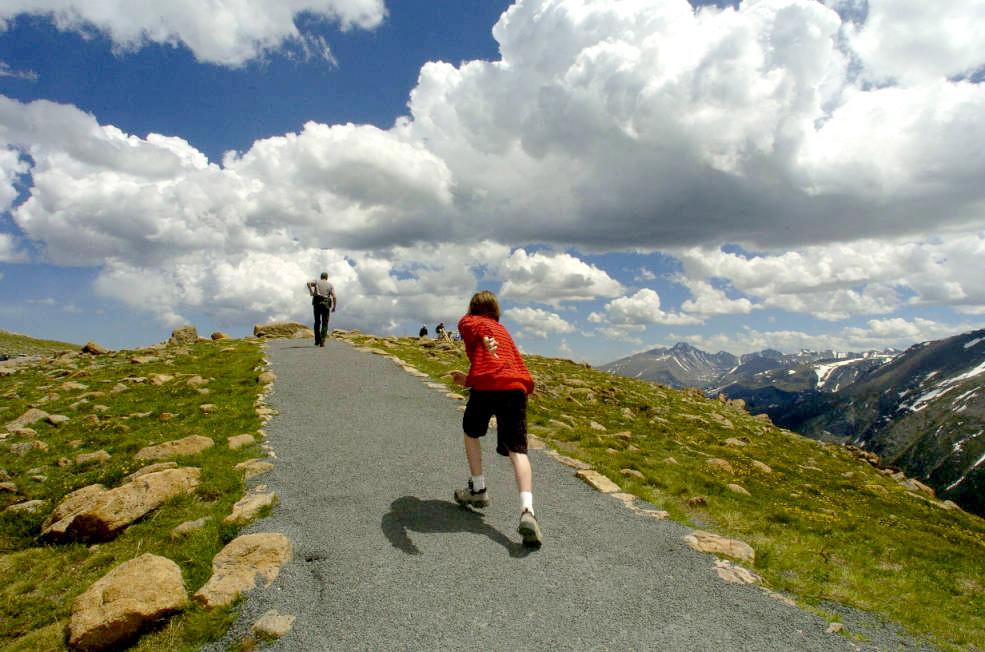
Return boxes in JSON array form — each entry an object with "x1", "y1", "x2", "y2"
[
  {"x1": 504, "y1": 306, "x2": 575, "y2": 339},
  {"x1": 0, "y1": 0, "x2": 386, "y2": 66},
  {"x1": 497, "y1": 249, "x2": 623, "y2": 305}
]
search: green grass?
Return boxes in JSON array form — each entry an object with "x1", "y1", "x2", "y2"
[
  {"x1": 0, "y1": 330, "x2": 78, "y2": 358},
  {"x1": 342, "y1": 332, "x2": 985, "y2": 651},
  {"x1": 0, "y1": 337, "x2": 267, "y2": 650}
]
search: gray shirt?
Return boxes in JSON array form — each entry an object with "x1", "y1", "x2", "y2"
[{"x1": 310, "y1": 279, "x2": 334, "y2": 298}]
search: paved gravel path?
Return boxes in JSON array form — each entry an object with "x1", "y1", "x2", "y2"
[{"x1": 212, "y1": 338, "x2": 930, "y2": 651}]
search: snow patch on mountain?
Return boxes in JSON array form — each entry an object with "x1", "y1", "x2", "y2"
[{"x1": 906, "y1": 359, "x2": 985, "y2": 412}]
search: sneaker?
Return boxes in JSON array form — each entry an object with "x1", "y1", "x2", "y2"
[
  {"x1": 518, "y1": 509, "x2": 542, "y2": 547},
  {"x1": 454, "y1": 480, "x2": 490, "y2": 508}
]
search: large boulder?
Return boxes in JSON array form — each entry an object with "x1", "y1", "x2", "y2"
[
  {"x1": 168, "y1": 325, "x2": 198, "y2": 345},
  {"x1": 69, "y1": 553, "x2": 188, "y2": 651},
  {"x1": 43, "y1": 468, "x2": 201, "y2": 541},
  {"x1": 5, "y1": 408, "x2": 50, "y2": 432},
  {"x1": 194, "y1": 533, "x2": 292, "y2": 609},
  {"x1": 253, "y1": 322, "x2": 314, "y2": 339},
  {"x1": 134, "y1": 435, "x2": 214, "y2": 462},
  {"x1": 684, "y1": 530, "x2": 755, "y2": 564},
  {"x1": 81, "y1": 341, "x2": 109, "y2": 355}
]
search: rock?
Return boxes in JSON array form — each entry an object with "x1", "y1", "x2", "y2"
[
  {"x1": 9, "y1": 426, "x2": 37, "y2": 438},
  {"x1": 605, "y1": 447, "x2": 620, "y2": 455},
  {"x1": 257, "y1": 371, "x2": 276, "y2": 386},
  {"x1": 130, "y1": 356, "x2": 159, "y2": 365},
  {"x1": 81, "y1": 341, "x2": 109, "y2": 355},
  {"x1": 210, "y1": 331, "x2": 229, "y2": 340},
  {"x1": 62, "y1": 381, "x2": 89, "y2": 391},
  {"x1": 47, "y1": 414, "x2": 69, "y2": 426},
  {"x1": 43, "y1": 468, "x2": 201, "y2": 541},
  {"x1": 224, "y1": 488, "x2": 277, "y2": 525},
  {"x1": 751, "y1": 460, "x2": 773, "y2": 473},
  {"x1": 5, "y1": 407, "x2": 50, "y2": 432},
  {"x1": 193, "y1": 533, "x2": 292, "y2": 609},
  {"x1": 714, "y1": 558, "x2": 761, "y2": 585},
  {"x1": 728, "y1": 398, "x2": 746, "y2": 410},
  {"x1": 706, "y1": 458, "x2": 735, "y2": 474},
  {"x1": 589, "y1": 421, "x2": 607, "y2": 431},
  {"x1": 0, "y1": 481, "x2": 17, "y2": 492},
  {"x1": 171, "y1": 517, "x2": 209, "y2": 539},
  {"x1": 613, "y1": 431, "x2": 633, "y2": 440},
  {"x1": 6, "y1": 499, "x2": 45, "y2": 514},
  {"x1": 575, "y1": 469, "x2": 621, "y2": 493},
  {"x1": 110, "y1": 383, "x2": 128, "y2": 394},
  {"x1": 688, "y1": 496, "x2": 707, "y2": 507},
  {"x1": 665, "y1": 456, "x2": 679, "y2": 465},
  {"x1": 754, "y1": 413, "x2": 772, "y2": 424},
  {"x1": 81, "y1": 415, "x2": 100, "y2": 426},
  {"x1": 900, "y1": 478, "x2": 936, "y2": 497},
  {"x1": 68, "y1": 439, "x2": 85, "y2": 449},
  {"x1": 123, "y1": 462, "x2": 178, "y2": 482},
  {"x1": 76, "y1": 451, "x2": 112, "y2": 467},
  {"x1": 727, "y1": 483, "x2": 751, "y2": 496},
  {"x1": 548, "y1": 419, "x2": 572, "y2": 430},
  {"x1": 621, "y1": 407, "x2": 635, "y2": 419},
  {"x1": 69, "y1": 553, "x2": 189, "y2": 651},
  {"x1": 253, "y1": 322, "x2": 314, "y2": 339},
  {"x1": 169, "y1": 325, "x2": 198, "y2": 346},
  {"x1": 227, "y1": 434, "x2": 255, "y2": 450},
  {"x1": 724, "y1": 437, "x2": 747, "y2": 447},
  {"x1": 546, "y1": 450, "x2": 593, "y2": 470},
  {"x1": 620, "y1": 468, "x2": 645, "y2": 480},
  {"x1": 186, "y1": 375, "x2": 209, "y2": 387},
  {"x1": 252, "y1": 609, "x2": 296, "y2": 639},
  {"x1": 148, "y1": 374, "x2": 174, "y2": 386},
  {"x1": 158, "y1": 412, "x2": 175, "y2": 421},
  {"x1": 234, "y1": 460, "x2": 275, "y2": 482},
  {"x1": 865, "y1": 484, "x2": 889, "y2": 496},
  {"x1": 10, "y1": 440, "x2": 48, "y2": 456},
  {"x1": 684, "y1": 530, "x2": 755, "y2": 563},
  {"x1": 826, "y1": 622, "x2": 845, "y2": 635},
  {"x1": 134, "y1": 435, "x2": 214, "y2": 461},
  {"x1": 199, "y1": 404, "x2": 216, "y2": 414}
]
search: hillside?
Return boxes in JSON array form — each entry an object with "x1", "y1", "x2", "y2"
[
  {"x1": 1, "y1": 334, "x2": 268, "y2": 650},
  {"x1": 341, "y1": 331, "x2": 985, "y2": 650},
  {"x1": 2, "y1": 329, "x2": 984, "y2": 649},
  {"x1": 795, "y1": 330, "x2": 985, "y2": 517},
  {"x1": 0, "y1": 330, "x2": 79, "y2": 358}
]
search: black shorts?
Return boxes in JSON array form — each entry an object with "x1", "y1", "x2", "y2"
[{"x1": 462, "y1": 389, "x2": 528, "y2": 457}]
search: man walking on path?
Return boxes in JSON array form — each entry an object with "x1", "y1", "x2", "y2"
[
  {"x1": 450, "y1": 290, "x2": 542, "y2": 546},
  {"x1": 305, "y1": 272, "x2": 336, "y2": 347}
]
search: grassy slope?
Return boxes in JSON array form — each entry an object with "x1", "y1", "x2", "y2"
[
  {"x1": 342, "y1": 332, "x2": 985, "y2": 651},
  {"x1": 0, "y1": 339, "x2": 265, "y2": 650},
  {"x1": 0, "y1": 331, "x2": 78, "y2": 358}
]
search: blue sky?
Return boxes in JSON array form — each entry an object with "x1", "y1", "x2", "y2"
[{"x1": 1, "y1": 0, "x2": 984, "y2": 364}]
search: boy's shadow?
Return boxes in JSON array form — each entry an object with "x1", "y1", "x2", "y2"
[{"x1": 382, "y1": 496, "x2": 534, "y2": 558}]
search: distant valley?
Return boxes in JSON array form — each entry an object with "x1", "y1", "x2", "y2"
[{"x1": 601, "y1": 330, "x2": 985, "y2": 517}]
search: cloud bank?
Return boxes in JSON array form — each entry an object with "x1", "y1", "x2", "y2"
[{"x1": 1, "y1": 0, "x2": 984, "y2": 353}]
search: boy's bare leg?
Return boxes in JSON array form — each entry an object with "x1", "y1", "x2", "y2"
[
  {"x1": 508, "y1": 451, "x2": 533, "y2": 493},
  {"x1": 464, "y1": 435, "x2": 483, "y2": 477}
]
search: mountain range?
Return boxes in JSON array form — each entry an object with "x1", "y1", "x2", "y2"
[{"x1": 601, "y1": 330, "x2": 985, "y2": 517}]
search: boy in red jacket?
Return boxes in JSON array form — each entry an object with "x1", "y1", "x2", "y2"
[{"x1": 450, "y1": 291, "x2": 542, "y2": 546}]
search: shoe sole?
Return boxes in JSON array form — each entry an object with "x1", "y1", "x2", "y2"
[
  {"x1": 518, "y1": 519, "x2": 542, "y2": 547},
  {"x1": 454, "y1": 493, "x2": 490, "y2": 508}
]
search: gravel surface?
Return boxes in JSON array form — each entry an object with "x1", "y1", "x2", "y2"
[{"x1": 208, "y1": 338, "x2": 933, "y2": 651}]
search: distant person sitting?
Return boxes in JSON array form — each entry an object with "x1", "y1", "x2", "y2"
[
  {"x1": 419, "y1": 325, "x2": 429, "y2": 338},
  {"x1": 305, "y1": 272, "x2": 337, "y2": 347}
]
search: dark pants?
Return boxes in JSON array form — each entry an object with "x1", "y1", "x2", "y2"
[{"x1": 313, "y1": 301, "x2": 331, "y2": 345}]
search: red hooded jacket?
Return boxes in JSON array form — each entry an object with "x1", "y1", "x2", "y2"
[{"x1": 458, "y1": 314, "x2": 535, "y2": 394}]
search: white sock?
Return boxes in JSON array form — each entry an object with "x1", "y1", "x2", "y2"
[
  {"x1": 471, "y1": 475, "x2": 486, "y2": 492},
  {"x1": 520, "y1": 491, "x2": 534, "y2": 514}
]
